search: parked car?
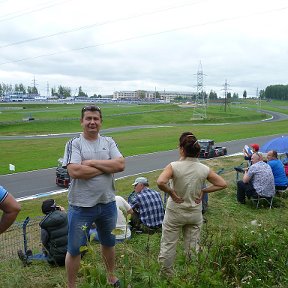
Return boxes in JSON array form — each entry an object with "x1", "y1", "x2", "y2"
[
  {"x1": 198, "y1": 139, "x2": 227, "y2": 158},
  {"x1": 56, "y1": 158, "x2": 70, "y2": 188}
]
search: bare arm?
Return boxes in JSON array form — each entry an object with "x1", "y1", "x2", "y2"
[
  {"x1": 157, "y1": 164, "x2": 184, "y2": 204},
  {"x1": 0, "y1": 194, "x2": 21, "y2": 234},
  {"x1": 82, "y1": 157, "x2": 125, "y2": 174},
  {"x1": 67, "y1": 163, "x2": 104, "y2": 179},
  {"x1": 243, "y1": 149, "x2": 249, "y2": 157},
  {"x1": 242, "y1": 170, "x2": 250, "y2": 183},
  {"x1": 127, "y1": 208, "x2": 134, "y2": 215},
  {"x1": 202, "y1": 170, "x2": 227, "y2": 194}
]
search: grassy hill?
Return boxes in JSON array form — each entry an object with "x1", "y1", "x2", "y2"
[{"x1": 1, "y1": 155, "x2": 287, "y2": 288}]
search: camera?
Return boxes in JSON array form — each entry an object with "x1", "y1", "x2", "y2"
[{"x1": 234, "y1": 166, "x2": 245, "y2": 173}]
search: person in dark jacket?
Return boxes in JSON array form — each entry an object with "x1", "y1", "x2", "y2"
[{"x1": 39, "y1": 199, "x2": 68, "y2": 266}]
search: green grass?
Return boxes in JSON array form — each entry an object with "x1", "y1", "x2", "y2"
[
  {"x1": 1, "y1": 119, "x2": 288, "y2": 174},
  {"x1": 1, "y1": 100, "x2": 288, "y2": 286},
  {"x1": 1, "y1": 155, "x2": 287, "y2": 287},
  {"x1": 2, "y1": 101, "x2": 288, "y2": 174},
  {"x1": 0, "y1": 103, "x2": 269, "y2": 135}
]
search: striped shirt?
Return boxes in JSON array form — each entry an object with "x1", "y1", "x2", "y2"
[{"x1": 0, "y1": 186, "x2": 8, "y2": 204}]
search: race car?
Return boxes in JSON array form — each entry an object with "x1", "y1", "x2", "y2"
[
  {"x1": 56, "y1": 158, "x2": 70, "y2": 188},
  {"x1": 198, "y1": 139, "x2": 227, "y2": 158}
]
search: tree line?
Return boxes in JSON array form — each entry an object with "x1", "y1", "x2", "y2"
[
  {"x1": 0, "y1": 83, "x2": 102, "y2": 98},
  {"x1": 1, "y1": 82, "x2": 287, "y2": 100},
  {"x1": 264, "y1": 85, "x2": 288, "y2": 100},
  {"x1": 0, "y1": 83, "x2": 38, "y2": 96}
]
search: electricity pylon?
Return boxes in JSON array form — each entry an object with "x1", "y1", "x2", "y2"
[{"x1": 193, "y1": 61, "x2": 207, "y2": 119}]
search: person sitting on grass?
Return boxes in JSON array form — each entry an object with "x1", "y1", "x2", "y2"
[
  {"x1": 89, "y1": 195, "x2": 133, "y2": 242},
  {"x1": 237, "y1": 152, "x2": 275, "y2": 204},
  {"x1": 39, "y1": 199, "x2": 68, "y2": 266},
  {"x1": 266, "y1": 150, "x2": 288, "y2": 191},
  {"x1": 129, "y1": 177, "x2": 164, "y2": 233}
]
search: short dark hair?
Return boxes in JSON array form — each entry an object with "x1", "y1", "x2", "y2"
[
  {"x1": 179, "y1": 132, "x2": 200, "y2": 157},
  {"x1": 42, "y1": 199, "x2": 57, "y2": 214},
  {"x1": 272, "y1": 150, "x2": 278, "y2": 158},
  {"x1": 81, "y1": 105, "x2": 102, "y2": 120}
]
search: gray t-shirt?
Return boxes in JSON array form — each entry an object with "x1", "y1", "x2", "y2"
[{"x1": 62, "y1": 133, "x2": 123, "y2": 207}]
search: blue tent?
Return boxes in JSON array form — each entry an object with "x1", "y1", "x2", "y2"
[{"x1": 260, "y1": 136, "x2": 288, "y2": 153}]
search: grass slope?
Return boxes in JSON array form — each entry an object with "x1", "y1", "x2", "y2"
[{"x1": 1, "y1": 156, "x2": 287, "y2": 287}]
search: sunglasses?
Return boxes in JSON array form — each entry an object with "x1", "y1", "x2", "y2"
[
  {"x1": 82, "y1": 105, "x2": 101, "y2": 112},
  {"x1": 81, "y1": 105, "x2": 102, "y2": 119}
]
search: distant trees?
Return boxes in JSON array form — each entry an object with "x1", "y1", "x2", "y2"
[
  {"x1": 174, "y1": 96, "x2": 183, "y2": 101},
  {"x1": 51, "y1": 86, "x2": 71, "y2": 98},
  {"x1": 0, "y1": 82, "x2": 90, "y2": 98},
  {"x1": 0, "y1": 83, "x2": 23, "y2": 96},
  {"x1": 138, "y1": 90, "x2": 146, "y2": 99},
  {"x1": 1, "y1": 82, "x2": 288, "y2": 100},
  {"x1": 264, "y1": 85, "x2": 288, "y2": 100},
  {"x1": 0, "y1": 82, "x2": 38, "y2": 96},
  {"x1": 27, "y1": 86, "x2": 38, "y2": 95},
  {"x1": 77, "y1": 86, "x2": 87, "y2": 97},
  {"x1": 14, "y1": 83, "x2": 26, "y2": 93},
  {"x1": 243, "y1": 90, "x2": 247, "y2": 99},
  {"x1": 259, "y1": 89, "x2": 265, "y2": 99},
  {"x1": 0, "y1": 83, "x2": 12, "y2": 96},
  {"x1": 209, "y1": 90, "x2": 218, "y2": 100}
]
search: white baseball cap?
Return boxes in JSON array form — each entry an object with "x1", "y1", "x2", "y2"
[{"x1": 132, "y1": 177, "x2": 148, "y2": 186}]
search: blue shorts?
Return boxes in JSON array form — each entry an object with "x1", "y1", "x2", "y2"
[{"x1": 67, "y1": 201, "x2": 117, "y2": 256}]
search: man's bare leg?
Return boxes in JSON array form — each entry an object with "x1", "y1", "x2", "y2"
[
  {"x1": 101, "y1": 245, "x2": 118, "y2": 284},
  {"x1": 66, "y1": 252, "x2": 81, "y2": 288}
]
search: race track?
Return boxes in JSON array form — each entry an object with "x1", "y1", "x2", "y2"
[{"x1": 0, "y1": 109, "x2": 287, "y2": 199}]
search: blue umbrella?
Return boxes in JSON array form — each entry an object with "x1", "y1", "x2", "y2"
[{"x1": 260, "y1": 136, "x2": 288, "y2": 153}]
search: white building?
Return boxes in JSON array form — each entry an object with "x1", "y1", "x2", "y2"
[{"x1": 113, "y1": 90, "x2": 196, "y2": 102}]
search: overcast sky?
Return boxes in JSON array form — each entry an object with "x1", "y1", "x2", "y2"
[{"x1": 0, "y1": 0, "x2": 287, "y2": 97}]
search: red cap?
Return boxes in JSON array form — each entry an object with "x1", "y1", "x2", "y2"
[{"x1": 250, "y1": 143, "x2": 259, "y2": 152}]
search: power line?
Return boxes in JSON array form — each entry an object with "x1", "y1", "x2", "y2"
[
  {"x1": 0, "y1": 0, "x2": 74, "y2": 23},
  {"x1": 0, "y1": 0, "x2": 206, "y2": 49},
  {"x1": 0, "y1": 5, "x2": 287, "y2": 66}
]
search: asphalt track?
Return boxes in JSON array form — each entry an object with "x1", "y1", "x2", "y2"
[{"x1": 0, "y1": 110, "x2": 287, "y2": 200}]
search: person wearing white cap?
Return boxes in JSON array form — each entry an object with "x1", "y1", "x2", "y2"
[{"x1": 129, "y1": 177, "x2": 164, "y2": 232}]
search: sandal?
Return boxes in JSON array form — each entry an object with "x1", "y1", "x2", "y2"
[
  {"x1": 108, "y1": 279, "x2": 121, "y2": 288},
  {"x1": 111, "y1": 279, "x2": 121, "y2": 287}
]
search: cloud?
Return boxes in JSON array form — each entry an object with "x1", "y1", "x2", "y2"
[{"x1": 0, "y1": 0, "x2": 287, "y2": 96}]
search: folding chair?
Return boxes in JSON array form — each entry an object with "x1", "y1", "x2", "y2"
[
  {"x1": 251, "y1": 195, "x2": 274, "y2": 209},
  {"x1": 276, "y1": 188, "x2": 288, "y2": 198}
]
